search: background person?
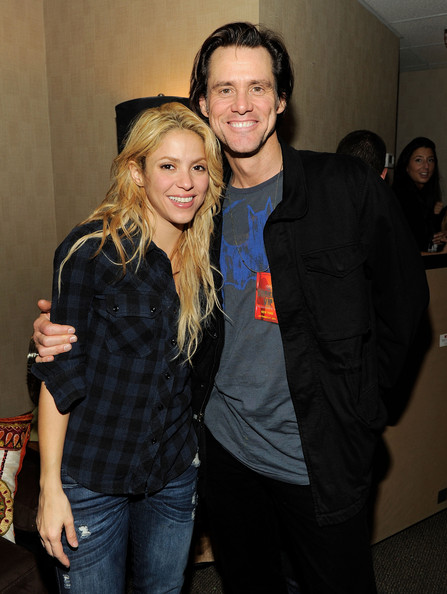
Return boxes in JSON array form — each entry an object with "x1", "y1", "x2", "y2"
[
  {"x1": 31, "y1": 103, "x2": 222, "y2": 594},
  {"x1": 393, "y1": 137, "x2": 446, "y2": 253},
  {"x1": 336, "y1": 129, "x2": 388, "y2": 179}
]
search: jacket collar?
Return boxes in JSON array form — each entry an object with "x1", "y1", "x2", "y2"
[
  {"x1": 221, "y1": 139, "x2": 309, "y2": 221},
  {"x1": 273, "y1": 139, "x2": 309, "y2": 221}
]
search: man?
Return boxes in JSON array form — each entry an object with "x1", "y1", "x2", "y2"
[
  {"x1": 336, "y1": 129, "x2": 388, "y2": 179},
  {"x1": 33, "y1": 22, "x2": 428, "y2": 594}
]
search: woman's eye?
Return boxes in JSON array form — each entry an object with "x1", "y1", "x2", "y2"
[
  {"x1": 193, "y1": 164, "x2": 207, "y2": 171},
  {"x1": 161, "y1": 164, "x2": 174, "y2": 170}
]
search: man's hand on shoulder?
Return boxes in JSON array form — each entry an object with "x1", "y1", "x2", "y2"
[{"x1": 33, "y1": 299, "x2": 77, "y2": 363}]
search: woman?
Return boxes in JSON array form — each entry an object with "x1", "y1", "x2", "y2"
[
  {"x1": 32, "y1": 102, "x2": 223, "y2": 593},
  {"x1": 393, "y1": 137, "x2": 446, "y2": 252}
]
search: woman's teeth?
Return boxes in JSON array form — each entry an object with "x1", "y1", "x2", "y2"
[{"x1": 169, "y1": 196, "x2": 193, "y2": 203}]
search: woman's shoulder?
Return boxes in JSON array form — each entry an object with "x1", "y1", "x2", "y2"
[{"x1": 56, "y1": 221, "x2": 104, "y2": 262}]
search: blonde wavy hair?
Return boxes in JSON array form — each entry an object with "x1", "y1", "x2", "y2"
[{"x1": 60, "y1": 102, "x2": 223, "y2": 362}]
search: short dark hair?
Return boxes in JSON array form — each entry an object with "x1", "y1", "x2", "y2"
[
  {"x1": 189, "y1": 22, "x2": 294, "y2": 117},
  {"x1": 336, "y1": 130, "x2": 386, "y2": 174}
]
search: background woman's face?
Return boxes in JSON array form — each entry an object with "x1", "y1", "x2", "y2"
[{"x1": 406, "y1": 147, "x2": 435, "y2": 189}]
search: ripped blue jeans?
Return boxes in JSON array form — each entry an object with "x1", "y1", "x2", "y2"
[{"x1": 56, "y1": 457, "x2": 199, "y2": 594}]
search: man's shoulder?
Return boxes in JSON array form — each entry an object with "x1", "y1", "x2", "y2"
[
  {"x1": 282, "y1": 143, "x2": 369, "y2": 185},
  {"x1": 283, "y1": 142, "x2": 365, "y2": 169}
]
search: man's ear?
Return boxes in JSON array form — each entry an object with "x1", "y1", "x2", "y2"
[
  {"x1": 129, "y1": 161, "x2": 144, "y2": 187},
  {"x1": 199, "y1": 95, "x2": 209, "y2": 118},
  {"x1": 276, "y1": 94, "x2": 287, "y2": 115}
]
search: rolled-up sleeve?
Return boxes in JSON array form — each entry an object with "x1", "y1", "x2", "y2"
[{"x1": 32, "y1": 230, "x2": 98, "y2": 413}]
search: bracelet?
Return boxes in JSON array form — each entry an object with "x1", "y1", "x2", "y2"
[
  {"x1": 27, "y1": 338, "x2": 41, "y2": 405},
  {"x1": 27, "y1": 338, "x2": 39, "y2": 363}
]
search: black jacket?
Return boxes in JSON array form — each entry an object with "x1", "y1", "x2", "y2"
[{"x1": 192, "y1": 142, "x2": 429, "y2": 526}]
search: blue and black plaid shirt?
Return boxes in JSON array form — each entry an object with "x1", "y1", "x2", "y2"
[{"x1": 33, "y1": 222, "x2": 197, "y2": 495}]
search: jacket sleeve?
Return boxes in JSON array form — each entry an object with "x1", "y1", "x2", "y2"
[
  {"x1": 362, "y1": 170, "x2": 429, "y2": 394},
  {"x1": 31, "y1": 232, "x2": 97, "y2": 413}
]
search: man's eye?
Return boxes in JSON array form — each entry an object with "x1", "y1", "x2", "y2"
[
  {"x1": 219, "y1": 88, "x2": 233, "y2": 95},
  {"x1": 251, "y1": 86, "x2": 264, "y2": 94}
]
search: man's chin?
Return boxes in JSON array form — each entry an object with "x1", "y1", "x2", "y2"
[
  {"x1": 220, "y1": 128, "x2": 277, "y2": 160},
  {"x1": 224, "y1": 144, "x2": 262, "y2": 159}
]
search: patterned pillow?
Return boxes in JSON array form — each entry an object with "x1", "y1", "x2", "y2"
[{"x1": 0, "y1": 413, "x2": 33, "y2": 543}]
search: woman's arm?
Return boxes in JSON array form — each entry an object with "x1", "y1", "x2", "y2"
[{"x1": 37, "y1": 383, "x2": 78, "y2": 567}]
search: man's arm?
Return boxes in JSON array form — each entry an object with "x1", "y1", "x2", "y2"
[
  {"x1": 33, "y1": 299, "x2": 78, "y2": 362},
  {"x1": 364, "y1": 172, "x2": 429, "y2": 392}
]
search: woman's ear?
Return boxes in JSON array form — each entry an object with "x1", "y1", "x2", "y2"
[{"x1": 129, "y1": 161, "x2": 144, "y2": 187}]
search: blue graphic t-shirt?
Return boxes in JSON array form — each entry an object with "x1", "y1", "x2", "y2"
[{"x1": 205, "y1": 173, "x2": 309, "y2": 484}]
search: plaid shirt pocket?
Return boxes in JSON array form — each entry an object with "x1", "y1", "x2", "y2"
[{"x1": 91, "y1": 292, "x2": 164, "y2": 358}]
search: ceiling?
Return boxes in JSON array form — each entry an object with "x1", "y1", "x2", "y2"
[{"x1": 358, "y1": 0, "x2": 447, "y2": 71}]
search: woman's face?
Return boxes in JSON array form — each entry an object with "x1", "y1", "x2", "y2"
[
  {"x1": 406, "y1": 147, "x2": 435, "y2": 189},
  {"x1": 130, "y1": 129, "x2": 209, "y2": 240}
]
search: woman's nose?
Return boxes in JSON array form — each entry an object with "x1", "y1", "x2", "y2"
[{"x1": 177, "y1": 170, "x2": 193, "y2": 189}]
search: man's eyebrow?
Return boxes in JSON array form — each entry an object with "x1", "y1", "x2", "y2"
[{"x1": 210, "y1": 79, "x2": 274, "y2": 90}]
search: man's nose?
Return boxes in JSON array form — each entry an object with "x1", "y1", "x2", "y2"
[{"x1": 231, "y1": 90, "x2": 253, "y2": 114}]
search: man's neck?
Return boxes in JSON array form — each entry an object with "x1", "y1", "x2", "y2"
[{"x1": 225, "y1": 134, "x2": 283, "y2": 189}]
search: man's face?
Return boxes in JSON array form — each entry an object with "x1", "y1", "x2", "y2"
[{"x1": 199, "y1": 46, "x2": 286, "y2": 157}]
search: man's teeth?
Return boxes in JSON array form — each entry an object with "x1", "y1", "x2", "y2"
[
  {"x1": 169, "y1": 196, "x2": 194, "y2": 203},
  {"x1": 230, "y1": 121, "x2": 255, "y2": 128}
]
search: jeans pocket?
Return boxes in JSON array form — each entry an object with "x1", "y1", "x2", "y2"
[{"x1": 60, "y1": 467, "x2": 79, "y2": 488}]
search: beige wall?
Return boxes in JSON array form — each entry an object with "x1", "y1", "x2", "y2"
[
  {"x1": 1, "y1": 2, "x2": 399, "y2": 419},
  {"x1": 0, "y1": 1, "x2": 56, "y2": 416},
  {"x1": 372, "y1": 266, "x2": 447, "y2": 542},
  {"x1": 262, "y1": 0, "x2": 399, "y2": 155},
  {"x1": 44, "y1": 0, "x2": 259, "y2": 244},
  {"x1": 396, "y1": 69, "x2": 447, "y2": 201},
  {"x1": 1, "y1": 0, "x2": 259, "y2": 417}
]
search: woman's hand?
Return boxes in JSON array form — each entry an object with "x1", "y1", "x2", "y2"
[
  {"x1": 37, "y1": 483, "x2": 78, "y2": 568},
  {"x1": 434, "y1": 201, "x2": 444, "y2": 216},
  {"x1": 33, "y1": 299, "x2": 77, "y2": 362},
  {"x1": 432, "y1": 231, "x2": 447, "y2": 245}
]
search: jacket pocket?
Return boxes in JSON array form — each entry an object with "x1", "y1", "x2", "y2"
[
  {"x1": 302, "y1": 243, "x2": 369, "y2": 341},
  {"x1": 91, "y1": 292, "x2": 163, "y2": 358}
]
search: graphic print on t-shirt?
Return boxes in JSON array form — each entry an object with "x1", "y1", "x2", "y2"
[{"x1": 220, "y1": 197, "x2": 273, "y2": 298}]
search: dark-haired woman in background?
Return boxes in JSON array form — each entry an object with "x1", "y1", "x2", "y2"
[{"x1": 393, "y1": 137, "x2": 446, "y2": 253}]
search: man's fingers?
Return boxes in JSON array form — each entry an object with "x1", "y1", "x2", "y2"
[
  {"x1": 35, "y1": 319, "x2": 76, "y2": 337},
  {"x1": 34, "y1": 339, "x2": 74, "y2": 361},
  {"x1": 36, "y1": 334, "x2": 77, "y2": 348},
  {"x1": 37, "y1": 299, "x2": 52, "y2": 313}
]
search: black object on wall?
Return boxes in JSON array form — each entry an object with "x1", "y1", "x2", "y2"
[{"x1": 115, "y1": 95, "x2": 190, "y2": 153}]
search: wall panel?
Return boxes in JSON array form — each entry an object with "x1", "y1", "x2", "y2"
[{"x1": 0, "y1": 0, "x2": 56, "y2": 416}]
